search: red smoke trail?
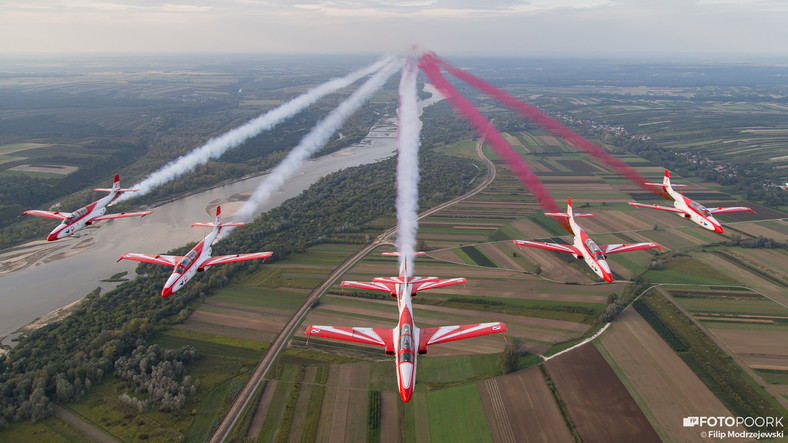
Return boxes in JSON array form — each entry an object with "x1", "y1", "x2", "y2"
[
  {"x1": 429, "y1": 53, "x2": 663, "y2": 198},
  {"x1": 418, "y1": 55, "x2": 560, "y2": 215}
]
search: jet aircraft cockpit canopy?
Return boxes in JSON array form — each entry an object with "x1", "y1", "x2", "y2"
[
  {"x1": 584, "y1": 238, "x2": 604, "y2": 260},
  {"x1": 689, "y1": 200, "x2": 711, "y2": 217},
  {"x1": 398, "y1": 323, "x2": 414, "y2": 363},
  {"x1": 175, "y1": 250, "x2": 198, "y2": 274},
  {"x1": 64, "y1": 207, "x2": 89, "y2": 225}
]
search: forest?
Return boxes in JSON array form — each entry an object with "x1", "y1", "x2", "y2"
[{"x1": 0, "y1": 146, "x2": 480, "y2": 427}]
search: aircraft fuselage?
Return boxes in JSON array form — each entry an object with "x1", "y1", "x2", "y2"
[
  {"x1": 669, "y1": 188, "x2": 723, "y2": 233},
  {"x1": 393, "y1": 280, "x2": 418, "y2": 403},
  {"x1": 162, "y1": 226, "x2": 218, "y2": 297},
  {"x1": 569, "y1": 216, "x2": 613, "y2": 282},
  {"x1": 47, "y1": 195, "x2": 111, "y2": 241}
]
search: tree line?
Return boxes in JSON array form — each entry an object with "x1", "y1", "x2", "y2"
[{"x1": 0, "y1": 147, "x2": 480, "y2": 428}]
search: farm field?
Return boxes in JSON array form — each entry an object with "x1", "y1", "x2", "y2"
[
  {"x1": 479, "y1": 366, "x2": 573, "y2": 443},
  {"x1": 597, "y1": 308, "x2": 735, "y2": 442},
  {"x1": 247, "y1": 129, "x2": 787, "y2": 441},
  {"x1": 663, "y1": 283, "x2": 788, "y2": 405},
  {"x1": 7, "y1": 59, "x2": 788, "y2": 442},
  {"x1": 545, "y1": 343, "x2": 660, "y2": 442}
]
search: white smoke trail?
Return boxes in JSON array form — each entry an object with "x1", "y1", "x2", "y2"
[
  {"x1": 395, "y1": 59, "x2": 421, "y2": 276},
  {"x1": 116, "y1": 56, "x2": 395, "y2": 202},
  {"x1": 232, "y1": 59, "x2": 403, "y2": 224}
]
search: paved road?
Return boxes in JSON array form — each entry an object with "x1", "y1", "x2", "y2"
[{"x1": 209, "y1": 136, "x2": 492, "y2": 442}]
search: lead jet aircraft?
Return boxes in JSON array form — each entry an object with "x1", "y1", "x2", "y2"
[
  {"x1": 306, "y1": 252, "x2": 506, "y2": 402},
  {"x1": 22, "y1": 174, "x2": 151, "y2": 241},
  {"x1": 628, "y1": 169, "x2": 754, "y2": 233},
  {"x1": 117, "y1": 206, "x2": 272, "y2": 297},
  {"x1": 514, "y1": 198, "x2": 662, "y2": 282}
]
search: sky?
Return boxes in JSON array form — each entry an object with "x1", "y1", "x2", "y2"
[{"x1": 2, "y1": 0, "x2": 788, "y2": 56}]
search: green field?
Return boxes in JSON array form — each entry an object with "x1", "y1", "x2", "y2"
[
  {"x1": 5, "y1": 58, "x2": 788, "y2": 441},
  {"x1": 427, "y1": 384, "x2": 493, "y2": 443}
]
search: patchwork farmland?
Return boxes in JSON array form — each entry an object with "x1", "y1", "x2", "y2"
[{"x1": 8, "y1": 65, "x2": 788, "y2": 442}]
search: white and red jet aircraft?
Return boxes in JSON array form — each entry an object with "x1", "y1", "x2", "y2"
[
  {"x1": 628, "y1": 169, "x2": 754, "y2": 233},
  {"x1": 306, "y1": 252, "x2": 507, "y2": 403},
  {"x1": 21, "y1": 174, "x2": 151, "y2": 241},
  {"x1": 514, "y1": 198, "x2": 662, "y2": 282},
  {"x1": 117, "y1": 206, "x2": 272, "y2": 297}
]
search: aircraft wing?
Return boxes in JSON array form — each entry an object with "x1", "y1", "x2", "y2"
[
  {"x1": 117, "y1": 253, "x2": 180, "y2": 266},
  {"x1": 601, "y1": 242, "x2": 662, "y2": 254},
  {"x1": 412, "y1": 277, "x2": 466, "y2": 293},
  {"x1": 94, "y1": 188, "x2": 139, "y2": 193},
  {"x1": 645, "y1": 182, "x2": 688, "y2": 188},
  {"x1": 91, "y1": 211, "x2": 152, "y2": 221},
  {"x1": 513, "y1": 240, "x2": 580, "y2": 255},
  {"x1": 708, "y1": 206, "x2": 755, "y2": 214},
  {"x1": 627, "y1": 202, "x2": 684, "y2": 213},
  {"x1": 420, "y1": 322, "x2": 507, "y2": 349},
  {"x1": 21, "y1": 210, "x2": 69, "y2": 220},
  {"x1": 305, "y1": 325, "x2": 394, "y2": 350},
  {"x1": 543, "y1": 212, "x2": 595, "y2": 218},
  {"x1": 342, "y1": 280, "x2": 396, "y2": 293},
  {"x1": 202, "y1": 252, "x2": 273, "y2": 267}
]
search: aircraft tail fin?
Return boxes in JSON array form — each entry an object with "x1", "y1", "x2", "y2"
[
  {"x1": 94, "y1": 174, "x2": 139, "y2": 195},
  {"x1": 544, "y1": 197, "x2": 594, "y2": 219},
  {"x1": 191, "y1": 206, "x2": 245, "y2": 230},
  {"x1": 644, "y1": 170, "x2": 687, "y2": 194}
]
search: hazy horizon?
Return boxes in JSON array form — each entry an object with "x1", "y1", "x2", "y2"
[{"x1": 2, "y1": 1, "x2": 788, "y2": 57}]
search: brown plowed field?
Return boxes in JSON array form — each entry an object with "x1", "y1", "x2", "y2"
[
  {"x1": 247, "y1": 380, "x2": 277, "y2": 439},
  {"x1": 174, "y1": 321, "x2": 279, "y2": 343},
  {"x1": 696, "y1": 252, "x2": 788, "y2": 304},
  {"x1": 479, "y1": 379, "x2": 515, "y2": 443},
  {"x1": 510, "y1": 246, "x2": 591, "y2": 282},
  {"x1": 510, "y1": 218, "x2": 553, "y2": 238},
  {"x1": 709, "y1": 328, "x2": 788, "y2": 370},
  {"x1": 728, "y1": 248, "x2": 788, "y2": 280},
  {"x1": 504, "y1": 133, "x2": 530, "y2": 153},
  {"x1": 598, "y1": 308, "x2": 736, "y2": 442},
  {"x1": 742, "y1": 354, "x2": 788, "y2": 371},
  {"x1": 627, "y1": 207, "x2": 693, "y2": 229},
  {"x1": 316, "y1": 363, "x2": 370, "y2": 442},
  {"x1": 380, "y1": 391, "x2": 398, "y2": 443},
  {"x1": 597, "y1": 209, "x2": 656, "y2": 232},
  {"x1": 545, "y1": 342, "x2": 660, "y2": 443},
  {"x1": 480, "y1": 366, "x2": 573, "y2": 443},
  {"x1": 733, "y1": 221, "x2": 788, "y2": 243},
  {"x1": 183, "y1": 309, "x2": 287, "y2": 333},
  {"x1": 478, "y1": 242, "x2": 524, "y2": 271}
]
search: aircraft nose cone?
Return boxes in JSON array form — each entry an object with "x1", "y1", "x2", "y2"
[
  {"x1": 47, "y1": 232, "x2": 58, "y2": 241},
  {"x1": 162, "y1": 274, "x2": 179, "y2": 297},
  {"x1": 398, "y1": 361, "x2": 414, "y2": 402},
  {"x1": 714, "y1": 224, "x2": 724, "y2": 233},
  {"x1": 400, "y1": 387, "x2": 413, "y2": 403},
  {"x1": 599, "y1": 260, "x2": 613, "y2": 282}
]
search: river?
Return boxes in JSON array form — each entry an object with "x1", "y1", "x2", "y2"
[
  {"x1": 0, "y1": 120, "x2": 402, "y2": 341},
  {"x1": 0, "y1": 85, "x2": 443, "y2": 343}
]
